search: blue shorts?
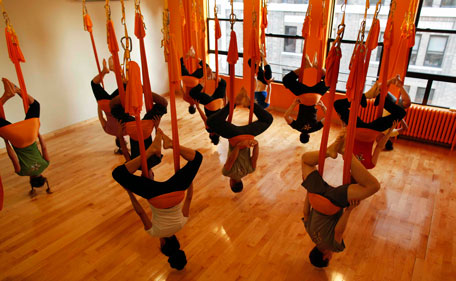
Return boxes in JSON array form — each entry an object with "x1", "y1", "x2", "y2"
[{"x1": 255, "y1": 91, "x2": 269, "y2": 109}]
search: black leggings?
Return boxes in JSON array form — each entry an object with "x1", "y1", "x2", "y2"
[
  {"x1": 206, "y1": 103, "x2": 273, "y2": 139},
  {"x1": 334, "y1": 97, "x2": 406, "y2": 132},
  {"x1": 112, "y1": 151, "x2": 203, "y2": 199},
  {"x1": 189, "y1": 79, "x2": 226, "y2": 105},
  {"x1": 91, "y1": 81, "x2": 119, "y2": 101},
  {"x1": 0, "y1": 100, "x2": 40, "y2": 128}
]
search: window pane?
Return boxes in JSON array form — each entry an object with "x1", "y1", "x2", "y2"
[
  {"x1": 208, "y1": 53, "x2": 244, "y2": 77},
  {"x1": 264, "y1": 36, "x2": 304, "y2": 82},
  {"x1": 418, "y1": 4, "x2": 456, "y2": 31},
  {"x1": 441, "y1": 0, "x2": 456, "y2": 8},
  {"x1": 424, "y1": 0, "x2": 433, "y2": 7},
  {"x1": 284, "y1": 26, "x2": 298, "y2": 52},
  {"x1": 427, "y1": 81, "x2": 456, "y2": 108},
  {"x1": 424, "y1": 36, "x2": 448, "y2": 67},
  {"x1": 331, "y1": 0, "x2": 391, "y2": 41},
  {"x1": 402, "y1": 77, "x2": 429, "y2": 104},
  {"x1": 409, "y1": 34, "x2": 421, "y2": 65},
  {"x1": 208, "y1": 20, "x2": 244, "y2": 53},
  {"x1": 208, "y1": 0, "x2": 243, "y2": 19}
]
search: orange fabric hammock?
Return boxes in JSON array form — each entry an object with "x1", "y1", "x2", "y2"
[
  {"x1": 106, "y1": 20, "x2": 126, "y2": 106},
  {"x1": 227, "y1": 30, "x2": 239, "y2": 123},
  {"x1": 260, "y1": 2, "x2": 268, "y2": 57},
  {"x1": 318, "y1": 35, "x2": 343, "y2": 176},
  {"x1": 4, "y1": 27, "x2": 29, "y2": 113},
  {"x1": 214, "y1": 16, "x2": 221, "y2": 88},
  {"x1": 83, "y1": 12, "x2": 104, "y2": 89},
  {"x1": 0, "y1": 118, "x2": 40, "y2": 149},
  {"x1": 308, "y1": 193, "x2": 341, "y2": 216},
  {"x1": 166, "y1": 33, "x2": 182, "y2": 172},
  {"x1": 134, "y1": 10, "x2": 153, "y2": 112},
  {"x1": 298, "y1": 9, "x2": 311, "y2": 83},
  {"x1": 124, "y1": 61, "x2": 149, "y2": 176},
  {"x1": 249, "y1": 23, "x2": 260, "y2": 124}
]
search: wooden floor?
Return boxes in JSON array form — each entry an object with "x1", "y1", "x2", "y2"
[{"x1": 1, "y1": 98, "x2": 455, "y2": 281}]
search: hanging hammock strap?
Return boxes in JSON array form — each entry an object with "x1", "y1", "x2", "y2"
[
  {"x1": 226, "y1": 0, "x2": 238, "y2": 123},
  {"x1": 83, "y1": 0, "x2": 104, "y2": 89}
]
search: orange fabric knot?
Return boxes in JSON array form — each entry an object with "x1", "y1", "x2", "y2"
[
  {"x1": 302, "y1": 15, "x2": 311, "y2": 38},
  {"x1": 227, "y1": 31, "x2": 239, "y2": 65},
  {"x1": 308, "y1": 193, "x2": 341, "y2": 215},
  {"x1": 125, "y1": 61, "x2": 144, "y2": 116},
  {"x1": 0, "y1": 118, "x2": 40, "y2": 148},
  {"x1": 107, "y1": 21, "x2": 120, "y2": 53},
  {"x1": 84, "y1": 14, "x2": 93, "y2": 33},
  {"x1": 366, "y1": 19, "x2": 380, "y2": 51},
  {"x1": 5, "y1": 28, "x2": 25, "y2": 63},
  {"x1": 134, "y1": 13, "x2": 146, "y2": 39},
  {"x1": 148, "y1": 191, "x2": 185, "y2": 209},
  {"x1": 383, "y1": 21, "x2": 394, "y2": 48},
  {"x1": 215, "y1": 18, "x2": 222, "y2": 40},
  {"x1": 325, "y1": 46, "x2": 342, "y2": 87}
]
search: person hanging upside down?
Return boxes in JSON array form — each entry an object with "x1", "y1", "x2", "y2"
[
  {"x1": 282, "y1": 64, "x2": 329, "y2": 143},
  {"x1": 112, "y1": 129, "x2": 203, "y2": 270},
  {"x1": 248, "y1": 50, "x2": 273, "y2": 109},
  {"x1": 109, "y1": 90, "x2": 168, "y2": 175},
  {"x1": 91, "y1": 58, "x2": 127, "y2": 154},
  {"x1": 284, "y1": 97, "x2": 327, "y2": 144},
  {"x1": 189, "y1": 77, "x2": 226, "y2": 145},
  {"x1": 180, "y1": 47, "x2": 213, "y2": 114},
  {"x1": 364, "y1": 76, "x2": 411, "y2": 151},
  {"x1": 334, "y1": 77, "x2": 407, "y2": 169},
  {"x1": 301, "y1": 133, "x2": 380, "y2": 268},
  {"x1": 206, "y1": 95, "x2": 273, "y2": 193},
  {"x1": 0, "y1": 78, "x2": 51, "y2": 196}
]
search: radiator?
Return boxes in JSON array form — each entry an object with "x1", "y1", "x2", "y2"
[{"x1": 357, "y1": 100, "x2": 456, "y2": 149}]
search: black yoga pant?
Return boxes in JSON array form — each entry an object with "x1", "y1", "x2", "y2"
[
  {"x1": 0, "y1": 100, "x2": 40, "y2": 128},
  {"x1": 282, "y1": 71, "x2": 329, "y2": 96},
  {"x1": 112, "y1": 151, "x2": 203, "y2": 199},
  {"x1": 91, "y1": 81, "x2": 119, "y2": 101},
  {"x1": 189, "y1": 79, "x2": 226, "y2": 105},
  {"x1": 206, "y1": 103, "x2": 273, "y2": 139},
  {"x1": 334, "y1": 96, "x2": 406, "y2": 132}
]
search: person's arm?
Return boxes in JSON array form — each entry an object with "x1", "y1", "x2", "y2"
[
  {"x1": 181, "y1": 184, "x2": 193, "y2": 217},
  {"x1": 97, "y1": 106, "x2": 108, "y2": 132},
  {"x1": 284, "y1": 99, "x2": 300, "y2": 125},
  {"x1": 334, "y1": 208, "x2": 354, "y2": 243},
  {"x1": 223, "y1": 145, "x2": 241, "y2": 172},
  {"x1": 127, "y1": 191, "x2": 152, "y2": 230},
  {"x1": 37, "y1": 133, "x2": 50, "y2": 162},
  {"x1": 398, "y1": 119, "x2": 408, "y2": 133},
  {"x1": 316, "y1": 100, "x2": 327, "y2": 115},
  {"x1": 250, "y1": 142, "x2": 259, "y2": 169},
  {"x1": 303, "y1": 192, "x2": 311, "y2": 222},
  {"x1": 151, "y1": 91, "x2": 168, "y2": 108},
  {"x1": 4, "y1": 139, "x2": 20, "y2": 173}
]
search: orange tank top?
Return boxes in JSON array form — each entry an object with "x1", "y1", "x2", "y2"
[
  {"x1": 125, "y1": 120, "x2": 154, "y2": 141},
  {"x1": 205, "y1": 98, "x2": 224, "y2": 111},
  {"x1": 148, "y1": 191, "x2": 185, "y2": 209},
  {"x1": 228, "y1": 134, "x2": 254, "y2": 147}
]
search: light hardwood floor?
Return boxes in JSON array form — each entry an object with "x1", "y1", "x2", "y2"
[{"x1": 1, "y1": 98, "x2": 455, "y2": 281}]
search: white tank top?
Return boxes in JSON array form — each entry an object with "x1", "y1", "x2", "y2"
[{"x1": 145, "y1": 202, "x2": 188, "y2": 238}]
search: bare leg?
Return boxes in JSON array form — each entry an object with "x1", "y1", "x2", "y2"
[
  {"x1": 162, "y1": 133, "x2": 196, "y2": 162},
  {"x1": 301, "y1": 134, "x2": 344, "y2": 180},
  {"x1": 346, "y1": 156, "x2": 380, "y2": 202},
  {"x1": 1, "y1": 78, "x2": 16, "y2": 104}
]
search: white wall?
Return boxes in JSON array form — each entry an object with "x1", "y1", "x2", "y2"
[{"x1": 0, "y1": 0, "x2": 168, "y2": 148}]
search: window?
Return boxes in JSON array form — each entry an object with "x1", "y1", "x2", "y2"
[
  {"x1": 284, "y1": 26, "x2": 298, "y2": 52},
  {"x1": 424, "y1": 36, "x2": 448, "y2": 67},
  {"x1": 441, "y1": 0, "x2": 456, "y2": 7},
  {"x1": 424, "y1": 0, "x2": 433, "y2": 7},
  {"x1": 416, "y1": 87, "x2": 435, "y2": 104},
  {"x1": 282, "y1": 0, "x2": 308, "y2": 3},
  {"x1": 409, "y1": 35, "x2": 421, "y2": 65}
]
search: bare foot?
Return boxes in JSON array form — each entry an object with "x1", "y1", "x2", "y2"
[
  {"x1": 327, "y1": 132, "x2": 345, "y2": 159},
  {"x1": 1, "y1": 78, "x2": 16, "y2": 103},
  {"x1": 162, "y1": 134, "x2": 173, "y2": 149},
  {"x1": 150, "y1": 130, "x2": 163, "y2": 156}
]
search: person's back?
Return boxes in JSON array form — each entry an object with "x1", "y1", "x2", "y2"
[{"x1": 304, "y1": 209, "x2": 346, "y2": 252}]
